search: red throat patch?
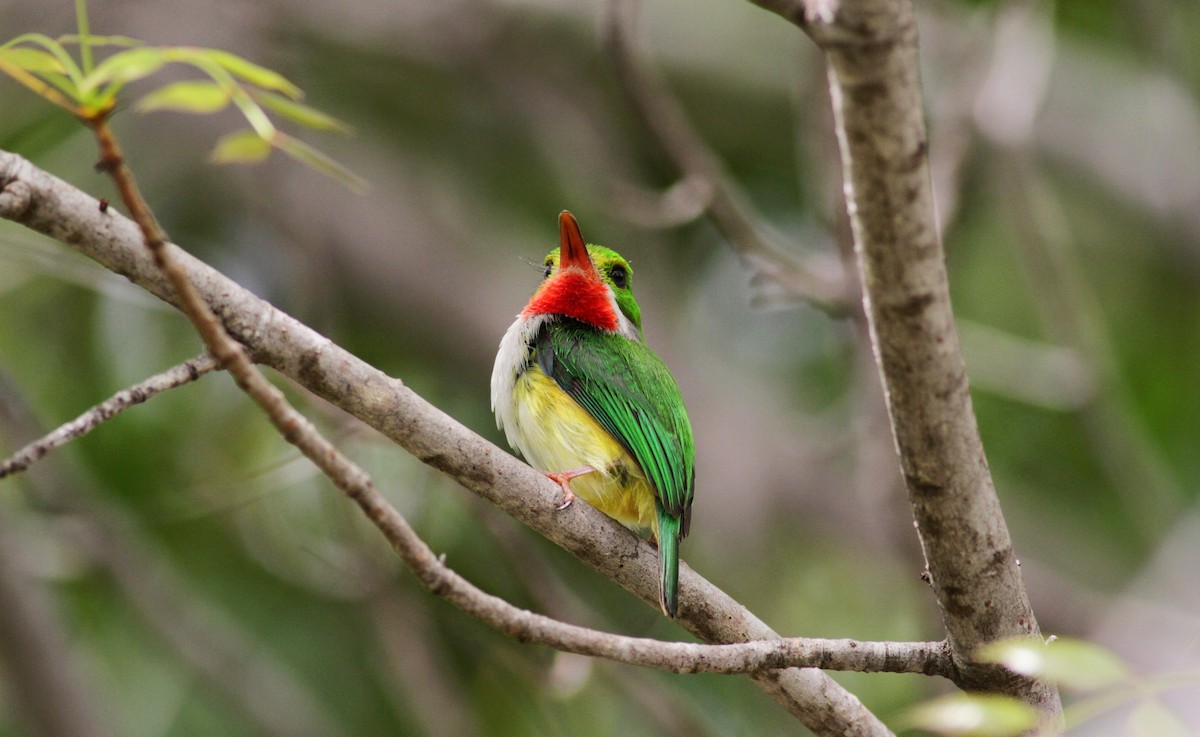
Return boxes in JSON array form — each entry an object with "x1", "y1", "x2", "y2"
[{"x1": 523, "y1": 271, "x2": 619, "y2": 332}]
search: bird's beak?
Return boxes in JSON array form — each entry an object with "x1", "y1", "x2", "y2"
[{"x1": 558, "y1": 210, "x2": 597, "y2": 276}]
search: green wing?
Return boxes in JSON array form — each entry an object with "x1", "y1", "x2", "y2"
[{"x1": 537, "y1": 320, "x2": 695, "y2": 528}]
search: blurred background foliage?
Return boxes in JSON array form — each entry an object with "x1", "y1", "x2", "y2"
[{"x1": 1, "y1": 0, "x2": 1199, "y2": 735}]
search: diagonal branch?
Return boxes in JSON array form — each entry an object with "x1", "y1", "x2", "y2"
[
  {"x1": 0, "y1": 148, "x2": 894, "y2": 737},
  {"x1": 604, "y1": 0, "x2": 856, "y2": 315},
  {"x1": 0, "y1": 353, "x2": 219, "y2": 479}
]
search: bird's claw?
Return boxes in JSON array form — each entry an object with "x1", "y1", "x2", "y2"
[{"x1": 544, "y1": 467, "x2": 591, "y2": 511}]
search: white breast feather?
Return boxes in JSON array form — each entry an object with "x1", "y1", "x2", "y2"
[{"x1": 490, "y1": 283, "x2": 640, "y2": 461}]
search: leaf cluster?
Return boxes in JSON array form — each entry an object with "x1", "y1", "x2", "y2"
[{"x1": 0, "y1": 3, "x2": 363, "y2": 190}]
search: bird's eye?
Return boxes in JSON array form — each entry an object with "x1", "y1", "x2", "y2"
[
  {"x1": 609, "y1": 264, "x2": 628, "y2": 289},
  {"x1": 543, "y1": 260, "x2": 553, "y2": 279}
]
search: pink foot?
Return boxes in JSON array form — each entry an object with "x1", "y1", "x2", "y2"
[{"x1": 544, "y1": 466, "x2": 596, "y2": 510}]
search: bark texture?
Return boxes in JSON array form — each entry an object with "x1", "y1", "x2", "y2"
[{"x1": 810, "y1": 0, "x2": 1060, "y2": 716}]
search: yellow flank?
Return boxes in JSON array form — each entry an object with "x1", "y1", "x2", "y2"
[{"x1": 512, "y1": 365, "x2": 660, "y2": 538}]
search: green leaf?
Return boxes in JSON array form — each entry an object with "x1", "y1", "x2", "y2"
[
  {"x1": 903, "y1": 694, "x2": 1039, "y2": 737},
  {"x1": 274, "y1": 133, "x2": 367, "y2": 193},
  {"x1": 138, "y1": 80, "x2": 230, "y2": 114},
  {"x1": 250, "y1": 89, "x2": 350, "y2": 133},
  {"x1": 58, "y1": 34, "x2": 145, "y2": 48},
  {"x1": 2, "y1": 33, "x2": 85, "y2": 84},
  {"x1": 0, "y1": 108, "x2": 81, "y2": 160},
  {"x1": 210, "y1": 129, "x2": 271, "y2": 164},
  {"x1": 0, "y1": 58, "x2": 79, "y2": 110},
  {"x1": 200, "y1": 49, "x2": 301, "y2": 99},
  {"x1": 1128, "y1": 699, "x2": 1189, "y2": 737},
  {"x1": 977, "y1": 637, "x2": 1127, "y2": 691},
  {"x1": 0, "y1": 47, "x2": 66, "y2": 74},
  {"x1": 74, "y1": 0, "x2": 95, "y2": 74},
  {"x1": 31, "y1": 71, "x2": 79, "y2": 99},
  {"x1": 82, "y1": 47, "x2": 165, "y2": 93}
]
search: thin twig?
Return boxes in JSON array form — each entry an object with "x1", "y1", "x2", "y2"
[
  {"x1": 0, "y1": 354, "x2": 218, "y2": 479},
  {"x1": 471, "y1": 506, "x2": 727, "y2": 737}
]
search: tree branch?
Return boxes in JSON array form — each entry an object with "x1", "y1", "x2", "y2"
[
  {"x1": 604, "y1": 0, "x2": 856, "y2": 315},
  {"x1": 0, "y1": 149, "x2": 893, "y2": 735},
  {"x1": 767, "y1": 0, "x2": 1062, "y2": 721},
  {"x1": 0, "y1": 354, "x2": 218, "y2": 479}
]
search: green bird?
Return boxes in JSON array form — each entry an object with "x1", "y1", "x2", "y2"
[{"x1": 491, "y1": 211, "x2": 696, "y2": 617}]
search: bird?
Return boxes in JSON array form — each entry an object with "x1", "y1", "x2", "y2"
[{"x1": 491, "y1": 211, "x2": 696, "y2": 617}]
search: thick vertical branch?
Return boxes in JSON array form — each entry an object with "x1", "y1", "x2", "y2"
[
  {"x1": 758, "y1": 0, "x2": 1062, "y2": 720},
  {"x1": 826, "y1": 0, "x2": 1060, "y2": 714}
]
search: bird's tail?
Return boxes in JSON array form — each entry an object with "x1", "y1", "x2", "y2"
[{"x1": 656, "y1": 508, "x2": 682, "y2": 618}]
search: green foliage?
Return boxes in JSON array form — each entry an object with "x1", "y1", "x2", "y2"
[
  {"x1": 250, "y1": 89, "x2": 351, "y2": 133},
  {"x1": 137, "y1": 80, "x2": 233, "y2": 115},
  {"x1": 902, "y1": 693, "x2": 1039, "y2": 737},
  {"x1": 909, "y1": 639, "x2": 1200, "y2": 737},
  {"x1": 1127, "y1": 699, "x2": 1190, "y2": 737},
  {"x1": 977, "y1": 637, "x2": 1127, "y2": 692},
  {"x1": 209, "y1": 129, "x2": 272, "y2": 164},
  {"x1": 0, "y1": 1, "x2": 362, "y2": 189}
]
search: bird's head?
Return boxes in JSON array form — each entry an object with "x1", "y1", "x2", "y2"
[{"x1": 522, "y1": 211, "x2": 643, "y2": 339}]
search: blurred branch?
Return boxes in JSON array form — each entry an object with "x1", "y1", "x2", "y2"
[
  {"x1": 958, "y1": 321, "x2": 1096, "y2": 412},
  {"x1": 0, "y1": 148, "x2": 898, "y2": 736},
  {"x1": 370, "y1": 589, "x2": 483, "y2": 737},
  {"x1": 0, "y1": 233, "x2": 169, "y2": 309},
  {"x1": 0, "y1": 511, "x2": 113, "y2": 737},
  {"x1": 469, "y1": 500, "x2": 597, "y2": 625},
  {"x1": 997, "y1": 155, "x2": 1185, "y2": 538},
  {"x1": 603, "y1": 0, "x2": 855, "y2": 316},
  {"x1": 10, "y1": 449, "x2": 347, "y2": 736},
  {"x1": 970, "y1": 1, "x2": 1055, "y2": 149},
  {"x1": 967, "y1": 1, "x2": 1185, "y2": 539},
  {"x1": 769, "y1": 0, "x2": 1063, "y2": 722},
  {"x1": 0, "y1": 353, "x2": 219, "y2": 479}
]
